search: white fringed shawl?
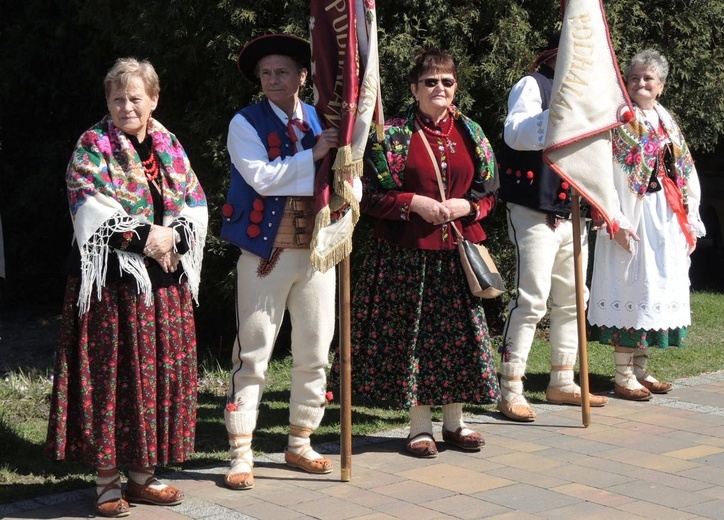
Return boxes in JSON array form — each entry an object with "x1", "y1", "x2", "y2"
[{"x1": 66, "y1": 116, "x2": 208, "y2": 315}]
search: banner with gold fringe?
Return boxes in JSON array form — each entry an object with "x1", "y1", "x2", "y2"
[{"x1": 309, "y1": 0, "x2": 383, "y2": 272}]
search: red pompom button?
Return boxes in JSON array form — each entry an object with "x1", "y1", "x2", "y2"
[
  {"x1": 246, "y1": 224, "x2": 261, "y2": 238},
  {"x1": 620, "y1": 109, "x2": 634, "y2": 123},
  {"x1": 250, "y1": 210, "x2": 264, "y2": 224},
  {"x1": 222, "y1": 203, "x2": 234, "y2": 219}
]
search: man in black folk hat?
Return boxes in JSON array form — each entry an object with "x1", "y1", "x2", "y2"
[
  {"x1": 219, "y1": 33, "x2": 343, "y2": 489},
  {"x1": 496, "y1": 31, "x2": 609, "y2": 423}
]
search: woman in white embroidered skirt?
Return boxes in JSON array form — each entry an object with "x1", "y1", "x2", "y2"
[
  {"x1": 588, "y1": 50, "x2": 705, "y2": 401},
  {"x1": 45, "y1": 58, "x2": 208, "y2": 517}
]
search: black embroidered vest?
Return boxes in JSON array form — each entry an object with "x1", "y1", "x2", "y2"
[{"x1": 497, "y1": 66, "x2": 572, "y2": 216}]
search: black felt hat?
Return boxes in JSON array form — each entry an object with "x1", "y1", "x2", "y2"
[
  {"x1": 529, "y1": 30, "x2": 562, "y2": 72},
  {"x1": 544, "y1": 31, "x2": 561, "y2": 53},
  {"x1": 237, "y1": 34, "x2": 311, "y2": 83}
]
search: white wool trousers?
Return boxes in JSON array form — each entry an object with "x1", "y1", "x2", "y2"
[
  {"x1": 228, "y1": 248, "x2": 336, "y2": 416},
  {"x1": 502, "y1": 203, "x2": 589, "y2": 367}
]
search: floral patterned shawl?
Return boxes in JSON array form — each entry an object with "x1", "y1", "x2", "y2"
[
  {"x1": 611, "y1": 102, "x2": 695, "y2": 203},
  {"x1": 369, "y1": 103, "x2": 497, "y2": 191},
  {"x1": 67, "y1": 116, "x2": 208, "y2": 314},
  {"x1": 610, "y1": 102, "x2": 705, "y2": 237}
]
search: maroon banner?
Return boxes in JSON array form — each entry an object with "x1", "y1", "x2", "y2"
[
  {"x1": 309, "y1": 0, "x2": 363, "y2": 272},
  {"x1": 311, "y1": 0, "x2": 359, "y2": 152}
]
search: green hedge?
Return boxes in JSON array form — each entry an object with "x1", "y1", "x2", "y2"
[{"x1": 1, "y1": 0, "x2": 722, "y2": 350}]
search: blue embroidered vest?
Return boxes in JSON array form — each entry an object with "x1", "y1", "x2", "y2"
[
  {"x1": 498, "y1": 66, "x2": 572, "y2": 216},
  {"x1": 220, "y1": 100, "x2": 322, "y2": 259}
]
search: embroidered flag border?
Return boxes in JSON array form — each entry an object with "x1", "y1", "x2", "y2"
[
  {"x1": 309, "y1": 0, "x2": 383, "y2": 272},
  {"x1": 543, "y1": 0, "x2": 634, "y2": 233}
]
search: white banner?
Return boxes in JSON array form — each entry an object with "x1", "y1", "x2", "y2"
[{"x1": 543, "y1": 0, "x2": 633, "y2": 230}]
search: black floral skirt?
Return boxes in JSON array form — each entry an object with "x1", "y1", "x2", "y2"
[
  {"x1": 330, "y1": 239, "x2": 500, "y2": 409},
  {"x1": 46, "y1": 276, "x2": 198, "y2": 469}
]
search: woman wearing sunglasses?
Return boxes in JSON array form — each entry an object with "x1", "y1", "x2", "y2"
[{"x1": 331, "y1": 49, "x2": 500, "y2": 457}]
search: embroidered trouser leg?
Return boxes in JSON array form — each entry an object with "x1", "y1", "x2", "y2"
[
  {"x1": 228, "y1": 249, "x2": 336, "y2": 414},
  {"x1": 502, "y1": 203, "x2": 588, "y2": 371}
]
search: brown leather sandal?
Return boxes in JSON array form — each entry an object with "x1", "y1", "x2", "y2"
[
  {"x1": 126, "y1": 469, "x2": 184, "y2": 506},
  {"x1": 405, "y1": 432, "x2": 438, "y2": 458},
  {"x1": 442, "y1": 427, "x2": 485, "y2": 451},
  {"x1": 95, "y1": 474, "x2": 130, "y2": 518}
]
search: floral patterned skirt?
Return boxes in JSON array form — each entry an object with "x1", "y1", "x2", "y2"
[
  {"x1": 591, "y1": 325, "x2": 688, "y2": 349},
  {"x1": 46, "y1": 276, "x2": 198, "y2": 469},
  {"x1": 330, "y1": 239, "x2": 500, "y2": 409}
]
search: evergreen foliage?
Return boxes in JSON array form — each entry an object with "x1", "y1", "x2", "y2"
[{"x1": 0, "y1": 1, "x2": 722, "y2": 348}]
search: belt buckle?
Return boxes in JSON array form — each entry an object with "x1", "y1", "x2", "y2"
[{"x1": 293, "y1": 232, "x2": 310, "y2": 247}]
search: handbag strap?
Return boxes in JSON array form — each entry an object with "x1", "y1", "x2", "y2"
[{"x1": 415, "y1": 125, "x2": 465, "y2": 241}]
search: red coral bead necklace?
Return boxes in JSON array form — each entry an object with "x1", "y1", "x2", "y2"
[{"x1": 142, "y1": 152, "x2": 160, "y2": 182}]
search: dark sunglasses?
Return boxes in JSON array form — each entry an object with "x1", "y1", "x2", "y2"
[{"x1": 419, "y1": 77, "x2": 456, "y2": 88}]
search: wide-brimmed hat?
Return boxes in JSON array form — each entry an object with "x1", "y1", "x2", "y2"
[
  {"x1": 237, "y1": 34, "x2": 311, "y2": 83},
  {"x1": 529, "y1": 30, "x2": 561, "y2": 72},
  {"x1": 543, "y1": 31, "x2": 561, "y2": 53}
]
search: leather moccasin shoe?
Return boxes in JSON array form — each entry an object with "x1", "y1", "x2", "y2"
[
  {"x1": 638, "y1": 378, "x2": 672, "y2": 394},
  {"x1": 442, "y1": 427, "x2": 485, "y2": 451},
  {"x1": 405, "y1": 432, "x2": 438, "y2": 458},
  {"x1": 614, "y1": 383, "x2": 653, "y2": 401},
  {"x1": 224, "y1": 470, "x2": 254, "y2": 490},
  {"x1": 497, "y1": 396, "x2": 536, "y2": 422},
  {"x1": 546, "y1": 387, "x2": 609, "y2": 407},
  {"x1": 125, "y1": 479, "x2": 184, "y2": 506},
  {"x1": 284, "y1": 447, "x2": 333, "y2": 474}
]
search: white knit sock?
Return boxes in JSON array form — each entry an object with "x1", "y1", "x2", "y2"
[
  {"x1": 633, "y1": 350, "x2": 659, "y2": 383},
  {"x1": 499, "y1": 362, "x2": 530, "y2": 405},
  {"x1": 442, "y1": 403, "x2": 464, "y2": 430},
  {"x1": 225, "y1": 409, "x2": 257, "y2": 476},
  {"x1": 408, "y1": 405, "x2": 433, "y2": 439},
  {"x1": 288, "y1": 402, "x2": 325, "y2": 461},
  {"x1": 128, "y1": 468, "x2": 167, "y2": 491},
  {"x1": 549, "y1": 352, "x2": 578, "y2": 393},
  {"x1": 615, "y1": 348, "x2": 645, "y2": 390}
]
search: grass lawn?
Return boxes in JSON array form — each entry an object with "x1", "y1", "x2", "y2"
[{"x1": 1, "y1": 291, "x2": 722, "y2": 504}]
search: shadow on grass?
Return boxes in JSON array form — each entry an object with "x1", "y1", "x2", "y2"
[
  {"x1": 0, "y1": 417, "x2": 90, "y2": 505},
  {"x1": 521, "y1": 371, "x2": 613, "y2": 398}
]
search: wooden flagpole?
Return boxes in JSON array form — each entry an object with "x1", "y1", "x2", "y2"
[
  {"x1": 571, "y1": 190, "x2": 591, "y2": 427},
  {"x1": 339, "y1": 255, "x2": 353, "y2": 480}
]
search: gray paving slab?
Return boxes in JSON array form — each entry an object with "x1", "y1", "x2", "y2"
[{"x1": 2, "y1": 371, "x2": 724, "y2": 520}]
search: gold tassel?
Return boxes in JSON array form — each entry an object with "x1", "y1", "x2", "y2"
[{"x1": 332, "y1": 144, "x2": 354, "y2": 172}]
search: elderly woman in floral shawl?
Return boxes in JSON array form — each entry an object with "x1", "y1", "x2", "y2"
[
  {"x1": 331, "y1": 49, "x2": 500, "y2": 458},
  {"x1": 45, "y1": 58, "x2": 207, "y2": 518},
  {"x1": 588, "y1": 50, "x2": 706, "y2": 402}
]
